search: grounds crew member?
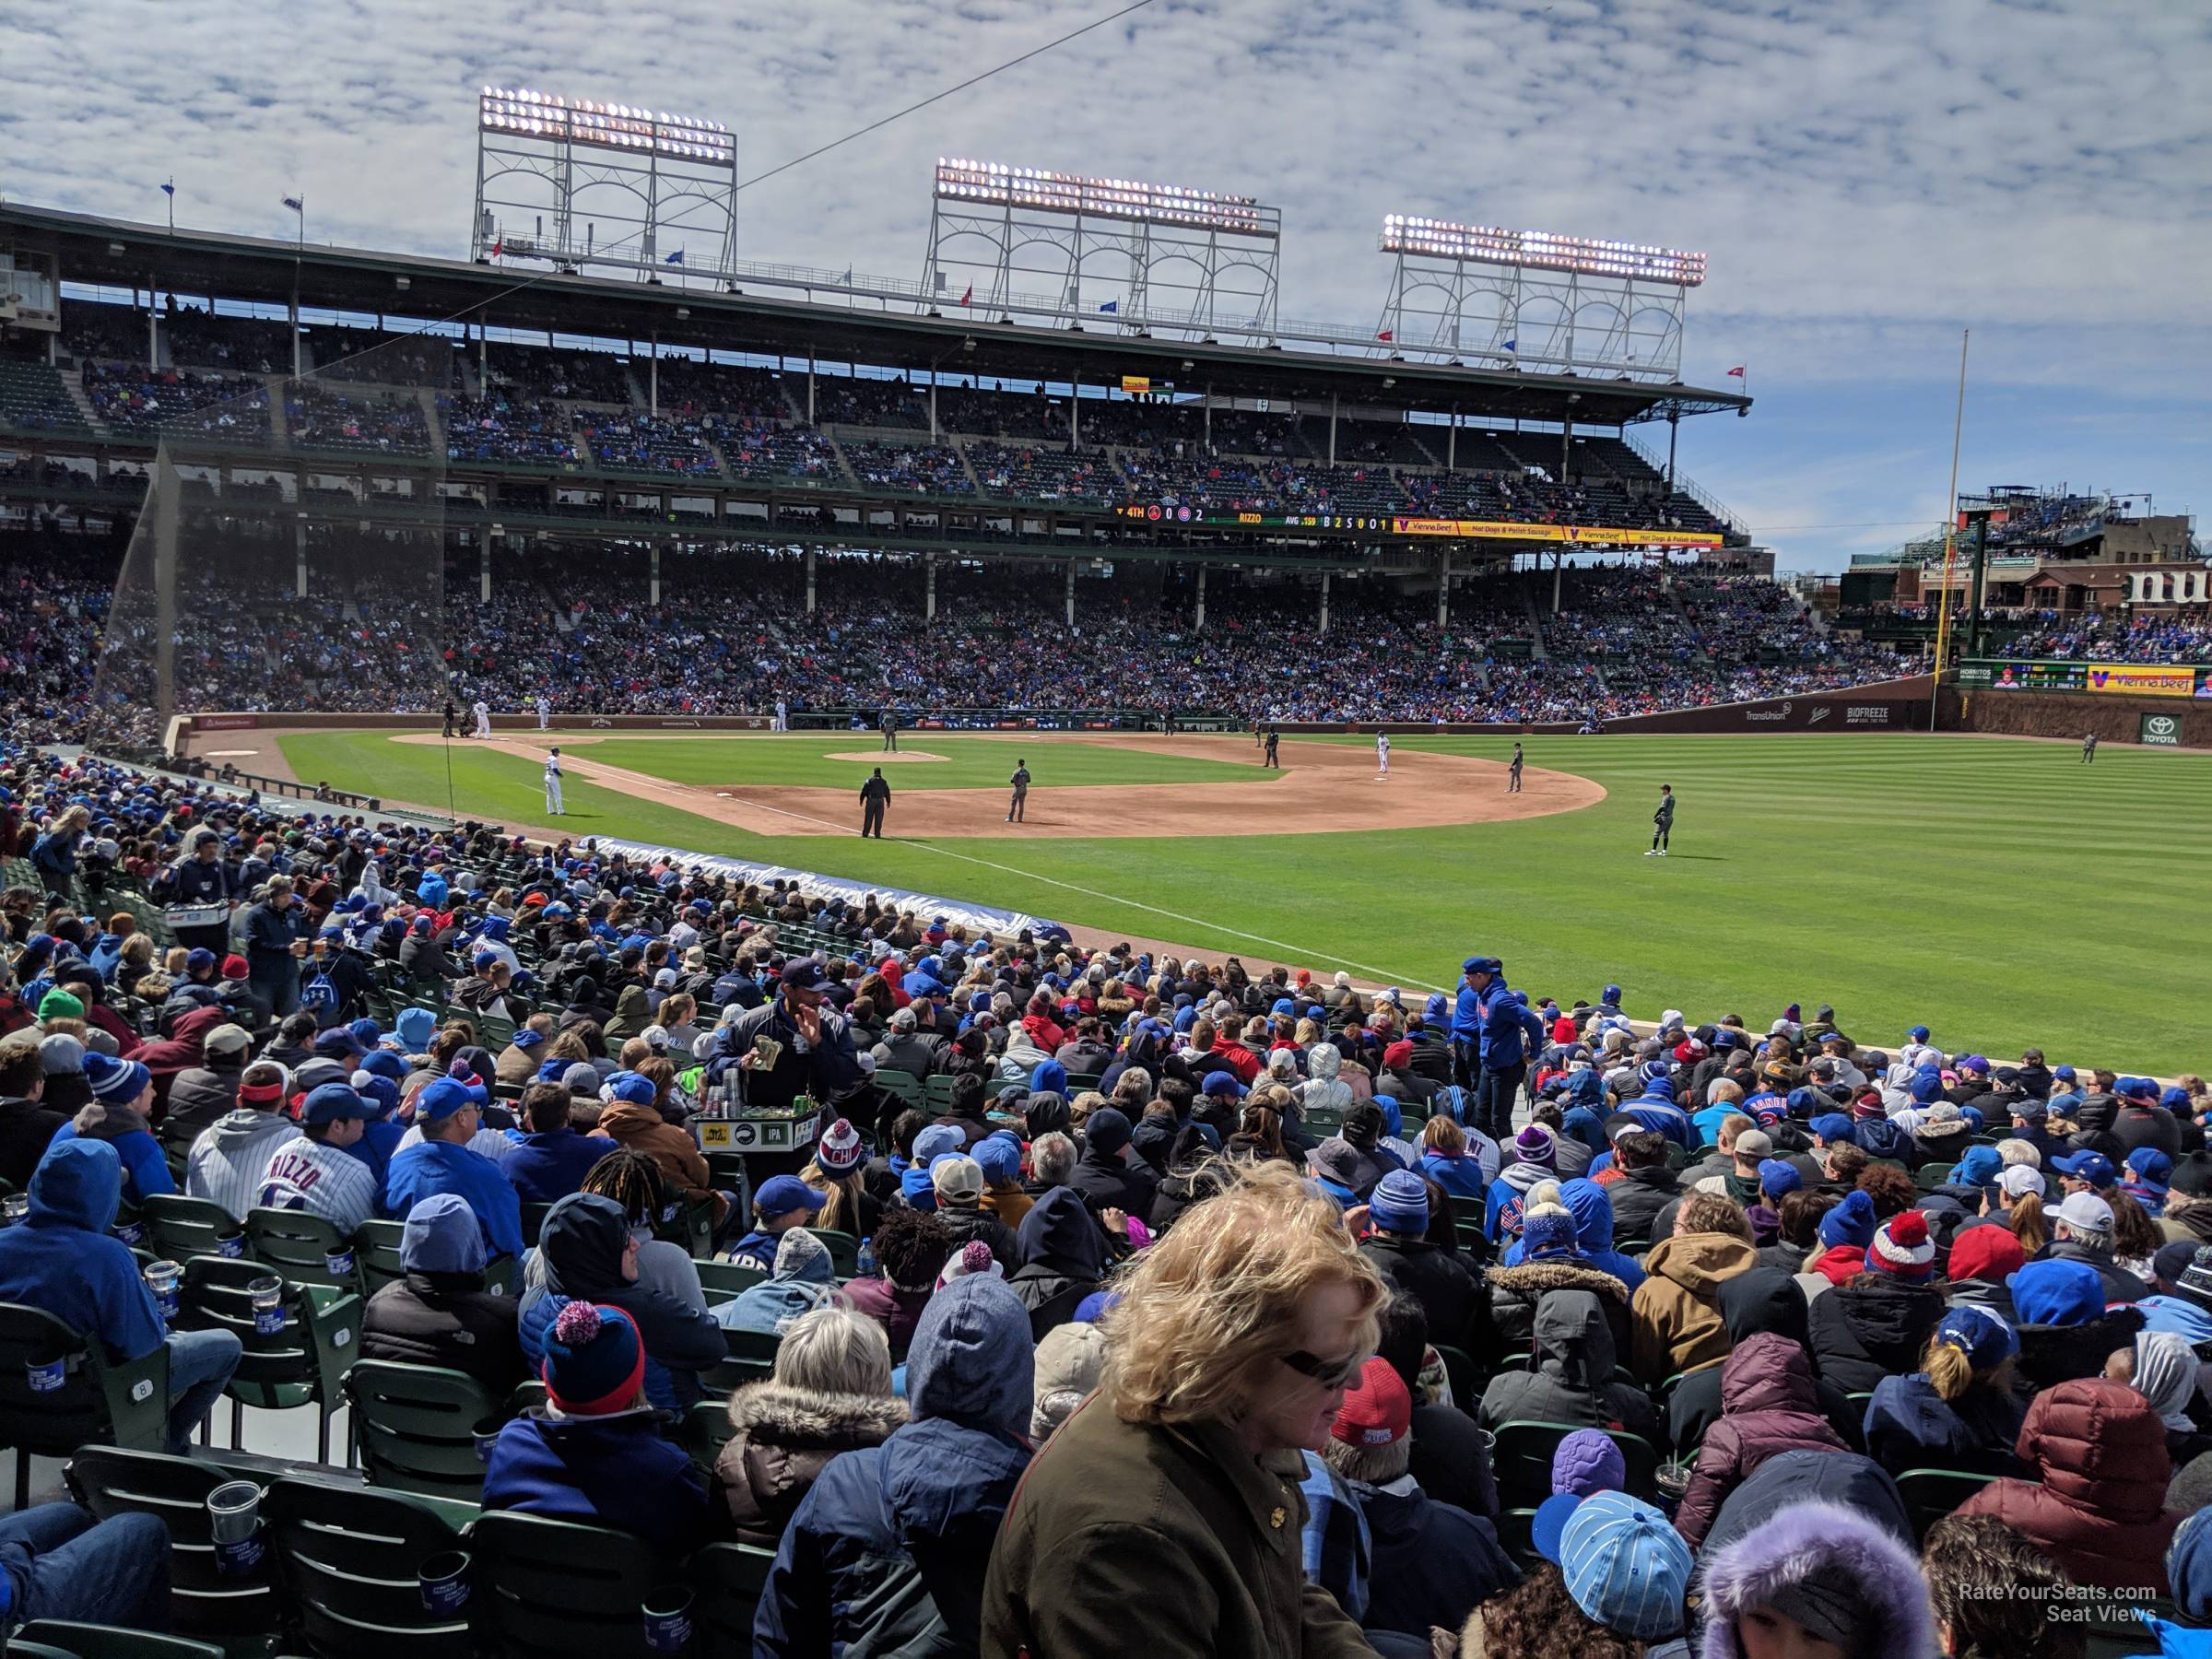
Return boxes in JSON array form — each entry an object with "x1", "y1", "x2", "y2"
[{"x1": 860, "y1": 767, "x2": 891, "y2": 839}]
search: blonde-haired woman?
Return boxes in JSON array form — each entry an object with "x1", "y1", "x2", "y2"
[
  {"x1": 983, "y1": 1159, "x2": 1383, "y2": 1657},
  {"x1": 1864, "y1": 1303, "x2": 2025, "y2": 1477},
  {"x1": 29, "y1": 804, "x2": 90, "y2": 902}
]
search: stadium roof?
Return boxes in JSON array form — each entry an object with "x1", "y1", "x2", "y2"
[{"x1": 1, "y1": 202, "x2": 1751, "y2": 428}]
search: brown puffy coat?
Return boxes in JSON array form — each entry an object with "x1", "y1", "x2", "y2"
[
  {"x1": 1672, "y1": 1331, "x2": 1849, "y2": 1547},
  {"x1": 1628, "y1": 1230, "x2": 1758, "y2": 1383},
  {"x1": 1956, "y1": 1378, "x2": 2181, "y2": 1593},
  {"x1": 594, "y1": 1096, "x2": 729, "y2": 1224},
  {"x1": 713, "y1": 1381, "x2": 906, "y2": 1546}
]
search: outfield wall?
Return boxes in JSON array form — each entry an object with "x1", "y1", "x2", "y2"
[{"x1": 1942, "y1": 687, "x2": 2212, "y2": 747}]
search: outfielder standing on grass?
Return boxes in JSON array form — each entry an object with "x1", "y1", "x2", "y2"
[
  {"x1": 1647, "y1": 782, "x2": 1674, "y2": 856},
  {"x1": 1007, "y1": 759, "x2": 1031, "y2": 823},
  {"x1": 544, "y1": 748, "x2": 564, "y2": 817},
  {"x1": 1508, "y1": 742, "x2": 1524, "y2": 794}
]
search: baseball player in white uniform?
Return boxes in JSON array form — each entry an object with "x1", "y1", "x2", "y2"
[
  {"x1": 1375, "y1": 731, "x2": 1391, "y2": 780},
  {"x1": 545, "y1": 747, "x2": 565, "y2": 816},
  {"x1": 535, "y1": 694, "x2": 550, "y2": 731},
  {"x1": 472, "y1": 699, "x2": 491, "y2": 738}
]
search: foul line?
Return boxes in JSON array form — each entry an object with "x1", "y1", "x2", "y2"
[{"x1": 708, "y1": 786, "x2": 1451, "y2": 993}]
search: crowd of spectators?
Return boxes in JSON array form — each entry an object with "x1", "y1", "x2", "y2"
[
  {"x1": 2005, "y1": 614, "x2": 2212, "y2": 665},
  {"x1": 4, "y1": 742, "x2": 2212, "y2": 1653},
  {"x1": 438, "y1": 394, "x2": 580, "y2": 466},
  {"x1": 80, "y1": 363, "x2": 269, "y2": 439},
  {"x1": 284, "y1": 388, "x2": 431, "y2": 455}
]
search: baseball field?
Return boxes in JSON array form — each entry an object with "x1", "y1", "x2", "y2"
[{"x1": 247, "y1": 726, "x2": 2212, "y2": 1073}]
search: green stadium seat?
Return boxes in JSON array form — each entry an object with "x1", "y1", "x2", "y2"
[
  {"x1": 687, "y1": 1542, "x2": 777, "y2": 1653},
  {"x1": 261, "y1": 1476, "x2": 474, "y2": 1659},
  {"x1": 0, "y1": 1302, "x2": 171, "y2": 1510},
  {"x1": 344, "y1": 1360, "x2": 500, "y2": 1500},
  {"x1": 467, "y1": 1511, "x2": 668, "y2": 1659},
  {"x1": 64, "y1": 1447, "x2": 282, "y2": 1644},
  {"x1": 9, "y1": 1624, "x2": 224, "y2": 1659},
  {"x1": 174, "y1": 1256, "x2": 361, "y2": 1463}
]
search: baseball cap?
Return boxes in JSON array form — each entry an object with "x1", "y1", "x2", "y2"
[
  {"x1": 300, "y1": 1083, "x2": 373, "y2": 1126},
  {"x1": 2056, "y1": 1191, "x2": 2114, "y2": 1237},
  {"x1": 1732, "y1": 1128, "x2": 1772, "y2": 1159},
  {"x1": 2000, "y1": 1165, "x2": 2047, "y2": 1200},
  {"x1": 2052, "y1": 1150, "x2": 2117, "y2": 1189},
  {"x1": 1200, "y1": 1070, "x2": 1246, "y2": 1099},
  {"x1": 1329, "y1": 1358, "x2": 1411, "y2": 1448},
  {"x1": 753, "y1": 1174, "x2": 828, "y2": 1220},
  {"x1": 416, "y1": 1073, "x2": 488, "y2": 1123},
  {"x1": 202, "y1": 1023, "x2": 252, "y2": 1057},
  {"x1": 1558, "y1": 1491, "x2": 1690, "y2": 1641},
  {"x1": 930, "y1": 1155, "x2": 984, "y2": 1206},
  {"x1": 779, "y1": 960, "x2": 827, "y2": 991}
]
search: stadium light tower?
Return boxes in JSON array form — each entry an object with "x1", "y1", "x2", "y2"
[
  {"x1": 922, "y1": 159, "x2": 1282, "y2": 339},
  {"x1": 1373, "y1": 215, "x2": 1706, "y2": 382},
  {"x1": 470, "y1": 88, "x2": 738, "y2": 283}
]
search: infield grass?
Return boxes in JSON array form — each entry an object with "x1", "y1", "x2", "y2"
[{"x1": 276, "y1": 729, "x2": 2212, "y2": 1072}]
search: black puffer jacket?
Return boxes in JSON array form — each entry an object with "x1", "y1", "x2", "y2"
[
  {"x1": 936, "y1": 1202, "x2": 1019, "y2": 1273},
  {"x1": 360, "y1": 1270, "x2": 528, "y2": 1396},
  {"x1": 1361, "y1": 1231, "x2": 1487, "y2": 1355},
  {"x1": 1806, "y1": 1274, "x2": 1948, "y2": 1395},
  {"x1": 164, "y1": 1063, "x2": 246, "y2": 1135},
  {"x1": 1006, "y1": 1188, "x2": 1106, "y2": 1335},
  {"x1": 1477, "y1": 1288, "x2": 1659, "y2": 1441},
  {"x1": 1602, "y1": 1165, "x2": 1681, "y2": 1247}
]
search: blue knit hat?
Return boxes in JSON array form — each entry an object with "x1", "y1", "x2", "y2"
[
  {"x1": 1369, "y1": 1170, "x2": 1430, "y2": 1235},
  {"x1": 2007, "y1": 1259, "x2": 2105, "y2": 1327},
  {"x1": 540, "y1": 1302, "x2": 644, "y2": 1416},
  {"x1": 1757, "y1": 1159, "x2": 1802, "y2": 1200},
  {"x1": 1818, "y1": 1189, "x2": 1877, "y2": 1250},
  {"x1": 1522, "y1": 1207, "x2": 1579, "y2": 1258}
]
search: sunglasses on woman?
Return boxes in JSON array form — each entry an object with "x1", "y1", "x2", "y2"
[{"x1": 1279, "y1": 1347, "x2": 1367, "y2": 1391}]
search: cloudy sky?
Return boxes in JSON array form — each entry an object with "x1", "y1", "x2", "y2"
[{"x1": 6, "y1": 0, "x2": 2206, "y2": 571}]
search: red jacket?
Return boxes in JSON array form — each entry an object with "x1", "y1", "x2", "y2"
[
  {"x1": 1206, "y1": 1041, "x2": 1263, "y2": 1086},
  {"x1": 1808, "y1": 1241, "x2": 1868, "y2": 1288},
  {"x1": 1956, "y1": 1378, "x2": 2179, "y2": 1593}
]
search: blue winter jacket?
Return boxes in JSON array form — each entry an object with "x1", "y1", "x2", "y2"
[
  {"x1": 1451, "y1": 982, "x2": 1481, "y2": 1044},
  {"x1": 1477, "y1": 987, "x2": 1534, "y2": 1070},
  {"x1": 716, "y1": 1241, "x2": 837, "y2": 1334},
  {"x1": 1560, "y1": 1177, "x2": 1648, "y2": 1291},
  {"x1": 384, "y1": 1139, "x2": 524, "y2": 1259},
  {"x1": 502, "y1": 1128, "x2": 612, "y2": 1206},
  {"x1": 0, "y1": 1139, "x2": 167, "y2": 1363},
  {"x1": 1862, "y1": 1371, "x2": 2026, "y2": 1477},
  {"x1": 2137, "y1": 1295, "x2": 2212, "y2": 1345},
  {"x1": 46, "y1": 1108, "x2": 176, "y2": 1207},
  {"x1": 755, "y1": 1274, "x2": 1035, "y2": 1658},
  {"x1": 1618, "y1": 1089, "x2": 1694, "y2": 1148},
  {"x1": 481, "y1": 1406, "x2": 712, "y2": 1556},
  {"x1": 1418, "y1": 1150, "x2": 1487, "y2": 1206}
]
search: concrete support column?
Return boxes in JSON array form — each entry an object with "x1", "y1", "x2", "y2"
[
  {"x1": 1070, "y1": 380, "x2": 1080, "y2": 448},
  {"x1": 479, "y1": 532, "x2": 493, "y2": 605},
  {"x1": 806, "y1": 546, "x2": 817, "y2": 616},
  {"x1": 929, "y1": 380, "x2": 938, "y2": 439},
  {"x1": 648, "y1": 335, "x2": 658, "y2": 417},
  {"x1": 1437, "y1": 549, "x2": 1451, "y2": 629},
  {"x1": 295, "y1": 516, "x2": 309, "y2": 598},
  {"x1": 806, "y1": 356, "x2": 816, "y2": 424},
  {"x1": 1065, "y1": 560, "x2": 1075, "y2": 629},
  {"x1": 926, "y1": 556, "x2": 937, "y2": 621},
  {"x1": 650, "y1": 541, "x2": 662, "y2": 606},
  {"x1": 1446, "y1": 409, "x2": 1457, "y2": 469},
  {"x1": 1328, "y1": 394, "x2": 1338, "y2": 464},
  {"x1": 1319, "y1": 570, "x2": 1331, "y2": 635},
  {"x1": 1194, "y1": 563, "x2": 1206, "y2": 630},
  {"x1": 1552, "y1": 549, "x2": 1563, "y2": 615}
]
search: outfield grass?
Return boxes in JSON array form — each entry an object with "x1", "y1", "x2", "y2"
[{"x1": 277, "y1": 729, "x2": 2212, "y2": 1071}]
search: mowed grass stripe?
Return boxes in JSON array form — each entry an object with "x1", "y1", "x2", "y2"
[{"x1": 282, "y1": 729, "x2": 2212, "y2": 1072}]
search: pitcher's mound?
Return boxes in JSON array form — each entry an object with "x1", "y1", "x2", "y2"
[{"x1": 825, "y1": 749, "x2": 947, "y2": 763}]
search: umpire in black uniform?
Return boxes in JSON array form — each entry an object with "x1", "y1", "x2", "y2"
[{"x1": 860, "y1": 768, "x2": 891, "y2": 838}]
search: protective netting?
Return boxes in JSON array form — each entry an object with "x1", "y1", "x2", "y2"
[{"x1": 90, "y1": 328, "x2": 451, "y2": 752}]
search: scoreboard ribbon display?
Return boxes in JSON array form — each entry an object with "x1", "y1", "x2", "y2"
[
  {"x1": 1111, "y1": 504, "x2": 1724, "y2": 547},
  {"x1": 1962, "y1": 660, "x2": 2212, "y2": 699}
]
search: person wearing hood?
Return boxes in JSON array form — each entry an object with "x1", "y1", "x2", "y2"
[
  {"x1": 594, "y1": 1069, "x2": 729, "y2": 1230},
  {"x1": 600, "y1": 982, "x2": 653, "y2": 1045},
  {"x1": 1484, "y1": 1200, "x2": 1634, "y2": 1362},
  {"x1": 519, "y1": 1191, "x2": 724, "y2": 1412},
  {"x1": 182, "y1": 1058, "x2": 303, "y2": 1220},
  {"x1": 384, "y1": 1073, "x2": 524, "y2": 1260},
  {"x1": 1673, "y1": 1332, "x2": 1851, "y2": 1548},
  {"x1": 1361, "y1": 1170, "x2": 1483, "y2": 1354},
  {"x1": 1296, "y1": 1041, "x2": 1356, "y2": 1119},
  {"x1": 1806, "y1": 1212, "x2": 1950, "y2": 1394},
  {"x1": 1956, "y1": 1376, "x2": 2181, "y2": 1593},
  {"x1": 1667, "y1": 1267, "x2": 1865, "y2": 1455},
  {"x1": 1998, "y1": 1259, "x2": 2138, "y2": 1402},
  {"x1": 718, "y1": 1227, "x2": 840, "y2": 1335},
  {"x1": 1630, "y1": 1194, "x2": 1758, "y2": 1384},
  {"x1": 0, "y1": 1139, "x2": 241, "y2": 1455},
  {"x1": 759, "y1": 1275, "x2": 1034, "y2": 1656},
  {"x1": 2107, "y1": 1329, "x2": 2212, "y2": 1468},
  {"x1": 1479, "y1": 1287, "x2": 1660, "y2": 1442},
  {"x1": 1697, "y1": 1497, "x2": 1936, "y2": 1659},
  {"x1": 1067, "y1": 1106, "x2": 1156, "y2": 1219},
  {"x1": 47, "y1": 1052, "x2": 173, "y2": 1207},
  {"x1": 1009, "y1": 1186, "x2": 1108, "y2": 1337},
  {"x1": 359, "y1": 1193, "x2": 526, "y2": 1394},
  {"x1": 718, "y1": 1303, "x2": 907, "y2": 1547},
  {"x1": 1148, "y1": 1122, "x2": 1230, "y2": 1235},
  {"x1": 163, "y1": 1019, "x2": 253, "y2": 1134},
  {"x1": 483, "y1": 1300, "x2": 713, "y2": 1556},
  {"x1": 1556, "y1": 1177, "x2": 1647, "y2": 1291},
  {"x1": 1485, "y1": 1124, "x2": 1561, "y2": 1242}
]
